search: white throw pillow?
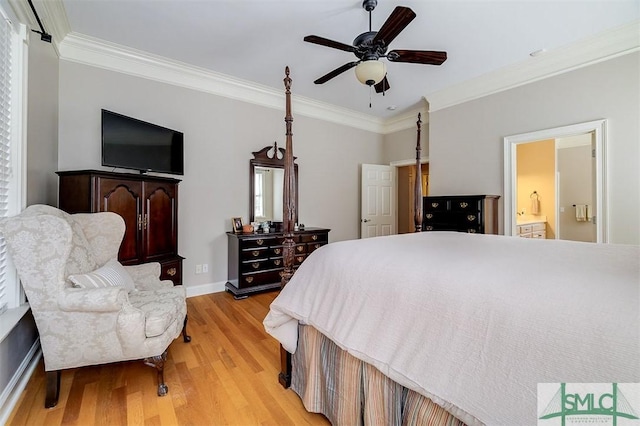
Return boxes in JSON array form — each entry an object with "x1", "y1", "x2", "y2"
[{"x1": 69, "y1": 258, "x2": 136, "y2": 292}]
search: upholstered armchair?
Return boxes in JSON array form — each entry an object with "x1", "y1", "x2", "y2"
[{"x1": 0, "y1": 205, "x2": 190, "y2": 408}]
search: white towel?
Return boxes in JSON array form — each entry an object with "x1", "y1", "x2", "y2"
[
  {"x1": 530, "y1": 198, "x2": 540, "y2": 215},
  {"x1": 575, "y1": 204, "x2": 587, "y2": 222}
]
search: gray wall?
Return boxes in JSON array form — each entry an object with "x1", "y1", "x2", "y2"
[
  {"x1": 383, "y1": 122, "x2": 429, "y2": 164},
  {"x1": 26, "y1": 33, "x2": 59, "y2": 206},
  {"x1": 429, "y1": 52, "x2": 639, "y2": 244},
  {"x1": 57, "y1": 61, "x2": 384, "y2": 291}
]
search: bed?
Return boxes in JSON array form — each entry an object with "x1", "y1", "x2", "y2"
[{"x1": 264, "y1": 67, "x2": 640, "y2": 425}]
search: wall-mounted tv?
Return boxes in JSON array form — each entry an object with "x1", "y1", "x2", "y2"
[{"x1": 101, "y1": 109, "x2": 184, "y2": 175}]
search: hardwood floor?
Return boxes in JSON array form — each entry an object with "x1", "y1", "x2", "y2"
[{"x1": 6, "y1": 291, "x2": 329, "y2": 426}]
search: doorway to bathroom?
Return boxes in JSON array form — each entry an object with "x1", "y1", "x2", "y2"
[{"x1": 504, "y1": 120, "x2": 607, "y2": 243}]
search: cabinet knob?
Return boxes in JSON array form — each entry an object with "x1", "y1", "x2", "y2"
[
  {"x1": 468, "y1": 229, "x2": 477, "y2": 233},
  {"x1": 312, "y1": 235, "x2": 318, "y2": 241},
  {"x1": 274, "y1": 248, "x2": 281, "y2": 255},
  {"x1": 274, "y1": 259, "x2": 281, "y2": 266},
  {"x1": 296, "y1": 256, "x2": 304, "y2": 262},
  {"x1": 245, "y1": 276, "x2": 254, "y2": 283},
  {"x1": 431, "y1": 202, "x2": 439, "y2": 208},
  {"x1": 467, "y1": 215, "x2": 476, "y2": 222},
  {"x1": 296, "y1": 245, "x2": 304, "y2": 252},
  {"x1": 252, "y1": 250, "x2": 260, "y2": 257},
  {"x1": 426, "y1": 214, "x2": 433, "y2": 219},
  {"x1": 252, "y1": 262, "x2": 260, "y2": 269},
  {"x1": 167, "y1": 267, "x2": 177, "y2": 277},
  {"x1": 460, "y1": 202, "x2": 469, "y2": 208},
  {"x1": 425, "y1": 226, "x2": 433, "y2": 231},
  {"x1": 256, "y1": 239, "x2": 264, "y2": 245}
]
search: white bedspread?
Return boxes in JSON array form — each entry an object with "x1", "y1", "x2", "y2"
[{"x1": 263, "y1": 232, "x2": 640, "y2": 425}]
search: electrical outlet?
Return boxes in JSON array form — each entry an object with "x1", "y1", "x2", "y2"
[
  {"x1": 195, "y1": 264, "x2": 202, "y2": 274},
  {"x1": 202, "y1": 264, "x2": 208, "y2": 273}
]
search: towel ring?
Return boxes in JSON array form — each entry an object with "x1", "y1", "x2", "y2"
[{"x1": 530, "y1": 191, "x2": 539, "y2": 199}]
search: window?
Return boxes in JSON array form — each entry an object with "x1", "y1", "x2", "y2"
[
  {"x1": 0, "y1": 9, "x2": 26, "y2": 317},
  {"x1": 254, "y1": 171, "x2": 264, "y2": 218}
]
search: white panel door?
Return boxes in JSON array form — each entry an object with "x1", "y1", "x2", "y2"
[{"x1": 361, "y1": 164, "x2": 396, "y2": 238}]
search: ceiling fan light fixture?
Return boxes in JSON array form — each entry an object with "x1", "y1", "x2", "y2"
[{"x1": 355, "y1": 60, "x2": 386, "y2": 86}]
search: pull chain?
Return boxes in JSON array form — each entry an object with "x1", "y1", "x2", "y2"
[{"x1": 369, "y1": 85, "x2": 372, "y2": 108}]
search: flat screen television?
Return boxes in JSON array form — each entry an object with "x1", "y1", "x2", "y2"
[{"x1": 101, "y1": 109, "x2": 184, "y2": 175}]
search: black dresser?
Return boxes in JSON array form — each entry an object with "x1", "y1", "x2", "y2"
[
  {"x1": 226, "y1": 228, "x2": 330, "y2": 298},
  {"x1": 423, "y1": 195, "x2": 499, "y2": 234}
]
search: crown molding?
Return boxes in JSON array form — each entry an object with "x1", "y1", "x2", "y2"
[
  {"x1": 7, "y1": 0, "x2": 70, "y2": 55},
  {"x1": 381, "y1": 103, "x2": 429, "y2": 135},
  {"x1": 58, "y1": 33, "x2": 385, "y2": 134},
  {"x1": 426, "y1": 20, "x2": 640, "y2": 112}
]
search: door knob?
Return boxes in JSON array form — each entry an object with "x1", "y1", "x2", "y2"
[{"x1": 362, "y1": 219, "x2": 371, "y2": 223}]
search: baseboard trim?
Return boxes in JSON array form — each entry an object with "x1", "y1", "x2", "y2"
[
  {"x1": 0, "y1": 338, "x2": 41, "y2": 425},
  {"x1": 185, "y1": 281, "x2": 226, "y2": 298}
]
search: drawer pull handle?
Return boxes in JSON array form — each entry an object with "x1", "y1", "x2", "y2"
[
  {"x1": 425, "y1": 226, "x2": 433, "y2": 231},
  {"x1": 256, "y1": 239, "x2": 264, "y2": 245},
  {"x1": 296, "y1": 256, "x2": 304, "y2": 262},
  {"x1": 467, "y1": 215, "x2": 476, "y2": 221},
  {"x1": 426, "y1": 213, "x2": 433, "y2": 219},
  {"x1": 252, "y1": 262, "x2": 260, "y2": 269},
  {"x1": 274, "y1": 260, "x2": 281, "y2": 266},
  {"x1": 460, "y1": 202, "x2": 469, "y2": 208},
  {"x1": 245, "y1": 276, "x2": 253, "y2": 283},
  {"x1": 166, "y1": 267, "x2": 177, "y2": 277},
  {"x1": 297, "y1": 246, "x2": 304, "y2": 252},
  {"x1": 274, "y1": 248, "x2": 281, "y2": 254},
  {"x1": 431, "y1": 202, "x2": 439, "y2": 208},
  {"x1": 468, "y1": 229, "x2": 477, "y2": 233},
  {"x1": 312, "y1": 235, "x2": 318, "y2": 241},
  {"x1": 314, "y1": 244, "x2": 320, "y2": 249},
  {"x1": 252, "y1": 250, "x2": 260, "y2": 256}
]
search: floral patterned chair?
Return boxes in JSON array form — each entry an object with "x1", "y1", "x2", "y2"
[{"x1": 0, "y1": 204, "x2": 190, "y2": 408}]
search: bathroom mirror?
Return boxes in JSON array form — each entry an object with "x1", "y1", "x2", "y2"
[{"x1": 250, "y1": 142, "x2": 298, "y2": 227}]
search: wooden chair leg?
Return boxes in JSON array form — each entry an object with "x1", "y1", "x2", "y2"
[
  {"x1": 144, "y1": 351, "x2": 168, "y2": 396},
  {"x1": 182, "y1": 315, "x2": 191, "y2": 343},
  {"x1": 45, "y1": 370, "x2": 61, "y2": 408}
]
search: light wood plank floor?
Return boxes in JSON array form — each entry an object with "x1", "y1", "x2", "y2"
[{"x1": 6, "y1": 291, "x2": 329, "y2": 426}]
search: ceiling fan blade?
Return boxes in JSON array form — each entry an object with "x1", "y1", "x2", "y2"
[
  {"x1": 372, "y1": 6, "x2": 416, "y2": 46},
  {"x1": 304, "y1": 35, "x2": 356, "y2": 53},
  {"x1": 314, "y1": 61, "x2": 359, "y2": 84},
  {"x1": 388, "y1": 50, "x2": 447, "y2": 65},
  {"x1": 374, "y1": 76, "x2": 390, "y2": 93}
]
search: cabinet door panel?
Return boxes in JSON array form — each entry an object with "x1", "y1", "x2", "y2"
[
  {"x1": 143, "y1": 182, "x2": 178, "y2": 261},
  {"x1": 97, "y1": 178, "x2": 142, "y2": 263}
]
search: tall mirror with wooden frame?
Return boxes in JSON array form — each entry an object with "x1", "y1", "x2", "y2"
[{"x1": 250, "y1": 142, "x2": 298, "y2": 231}]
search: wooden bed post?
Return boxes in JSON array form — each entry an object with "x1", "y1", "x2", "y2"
[
  {"x1": 279, "y1": 66, "x2": 295, "y2": 388},
  {"x1": 414, "y1": 113, "x2": 423, "y2": 232}
]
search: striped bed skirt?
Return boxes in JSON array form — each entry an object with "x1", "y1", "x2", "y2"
[{"x1": 291, "y1": 324, "x2": 466, "y2": 425}]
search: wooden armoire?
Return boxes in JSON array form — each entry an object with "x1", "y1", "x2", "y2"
[{"x1": 57, "y1": 170, "x2": 183, "y2": 285}]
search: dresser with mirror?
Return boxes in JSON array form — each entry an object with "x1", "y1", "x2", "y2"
[{"x1": 225, "y1": 143, "x2": 330, "y2": 299}]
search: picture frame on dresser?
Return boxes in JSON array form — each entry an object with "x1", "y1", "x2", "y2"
[{"x1": 232, "y1": 217, "x2": 243, "y2": 233}]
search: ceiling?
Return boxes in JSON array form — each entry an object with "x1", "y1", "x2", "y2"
[{"x1": 29, "y1": 1, "x2": 640, "y2": 120}]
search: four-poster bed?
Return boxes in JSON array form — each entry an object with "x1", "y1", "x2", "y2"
[{"x1": 267, "y1": 67, "x2": 639, "y2": 425}]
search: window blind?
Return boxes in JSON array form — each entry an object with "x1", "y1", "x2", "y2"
[{"x1": 0, "y1": 16, "x2": 12, "y2": 315}]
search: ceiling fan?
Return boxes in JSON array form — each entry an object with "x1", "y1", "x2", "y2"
[{"x1": 304, "y1": 0, "x2": 447, "y2": 94}]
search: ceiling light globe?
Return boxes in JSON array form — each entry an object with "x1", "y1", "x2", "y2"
[{"x1": 355, "y1": 60, "x2": 386, "y2": 86}]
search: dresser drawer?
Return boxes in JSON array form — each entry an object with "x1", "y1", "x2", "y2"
[
  {"x1": 238, "y1": 270, "x2": 282, "y2": 289},
  {"x1": 240, "y1": 237, "x2": 274, "y2": 249},
  {"x1": 241, "y1": 247, "x2": 269, "y2": 261},
  {"x1": 307, "y1": 242, "x2": 326, "y2": 254},
  {"x1": 423, "y1": 199, "x2": 448, "y2": 212},
  {"x1": 241, "y1": 257, "x2": 284, "y2": 272},
  {"x1": 159, "y1": 258, "x2": 182, "y2": 286},
  {"x1": 300, "y1": 233, "x2": 328, "y2": 244},
  {"x1": 450, "y1": 198, "x2": 479, "y2": 212}
]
